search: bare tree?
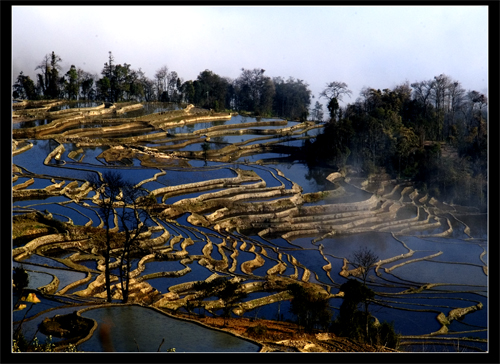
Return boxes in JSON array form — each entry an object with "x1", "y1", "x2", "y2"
[
  {"x1": 88, "y1": 171, "x2": 127, "y2": 302},
  {"x1": 349, "y1": 246, "x2": 378, "y2": 288},
  {"x1": 88, "y1": 171, "x2": 154, "y2": 303},
  {"x1": 319, "y1": 81, "x2": 352, "y2": 103},
  {"x1": 155, "y1": 65, "x2": 168, "y2": 101},
  {"x1": 35, "y1": 53, "x2": 52, "y2": 97},
  {"x1": 319, "y1": 81, "x2": 351, "y2": 120},
  {"x1": 349, "y1": 246, "x2": 379, "y2": 339},
  {"x1": 115, "y1": 183, "x2": 154, "y2": 303}
]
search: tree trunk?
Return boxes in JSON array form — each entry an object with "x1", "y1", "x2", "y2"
[{"x1": 104, "y1": 245, "x2": 112, "y2": 302}]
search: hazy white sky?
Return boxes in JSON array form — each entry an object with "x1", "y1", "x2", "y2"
[{"x1": 12, "y1": 5, "x2": 488, "y2": 105}]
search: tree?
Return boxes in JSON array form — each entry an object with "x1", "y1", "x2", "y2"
[
  {"x1": 111, "y1": 63, "x2": 132, "y2": 101},
  {"x1": 80, "y1": 72, "x2": 95, "y2": 100},
  {"x1": 13, "y1": 72, "x2": 37, "y2": 100},
  {"x1": 13, "y1": 266, "x2": 29, "y2": 293},
  {"x1": 348, "y1": 247, "x2": 379, "y2": 339},
  {"x1": 33, "y1": 51, "x2": 62, "y2": 99},
  {"x1": 306, "y1": 116, "x2": 354, "y2": 168},
  {"x1": 35, "y1": 53, "x2": 51, "y2": 97},
  {"x1": 201, "y1": 141, "x2": 211, "y2": 164},
  {"x1": 114, "y1": 182, "x2": 154, "y2": 303},
  {"x1": 99, "y1": 51, "x2": 117, "y2": 102},
  {"x1": 235, "y1": 68, "x2": 275, "y2": 116},
  {"x1": 319, "y1": 81, "x2": 352, "y2": 120},
  {"x1": 334, "y1": 279, "x2": 375, "y2": 342},
  {"x1": 137, "y1": 69, "x2": 156, "y2": 102},
  {"x1": 128, "y1": 68, "x2": 145, "y2": 101},
  {"x1": 88, "y1": 171, "x2": 154, "y2": 303},
  {"x1": 272, "y1": 76, "x2": 311, "y2": 120},
  {"x1": 465, "y1": 90, "x2": 487, "y2": 129},
  {"x1": 87, "y1": 171, "x2": 127, "y2": 302},
  {"x1": 155, "y1": 65, "x2": 169, "y2": 101},
  {"x1": 96, "y1": 76, "x2": 111, "y2": 102},
  {"x1": 311, "y1": 101, "x2": 324, "y2": 122},
  {"x1": 65, "y1": 65, "x2": 79, "y2": 100},
  {"x1": 165, "y1": 70, "x2": 179, "y2": 102},
  {"x1": 287, "y1": 283, "x2": 331, "y2": 332},
  {"x1": 193, "y1": 277, "x2": 247, "y2": 325},
  {"x1": 193, "y1": 70, "x2": 229, "y2": 111},
  {"x1": 181, "y1": 80, "x2": 195, "y2": 104},
  {"x1": 47, "y1": 51, "x2": 63, "y2": 98},
  {"x1": 216, "y1": 279, "x2": 247, "y2": 326},
  {"x1": 349, "y1": 247, "x2": 378, "y2": 288},
  {"x1": 395, "y1": 126, "x2": 419, "y2": 177}
]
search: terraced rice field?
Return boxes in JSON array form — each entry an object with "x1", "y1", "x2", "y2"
[{"x1": 12, "y1": 101, "x2": 487, "y2": 352}]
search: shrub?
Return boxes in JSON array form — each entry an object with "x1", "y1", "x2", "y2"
[
  {"x1": 12, "y1": 334, "x2": 79, "y2": 352},
  {"x1": 13, "y1": 266, "x2": 29, "y2": 292},
  {"x1": 374, "y1": 321, "x2": 399, "y2": 349},
  {"x1": 246, "y1": 324, "x2": 268, "y2": 337}
]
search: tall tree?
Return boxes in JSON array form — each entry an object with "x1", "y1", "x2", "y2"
[
  {"x1": 87, "y1": 171, "x2": 126, "y2": 302},
  {"x1": 319, "y1": 81, "x2": 352, "y2": 121},
  {"x1": 349, "y1": 247, "x2": 378, "y2": 339},
  {"x1": 35, "y1": 53, "x2": 51, "y2": 97},
  {"x1": 137, "y1": 69, "x2": 155, "y2": 102},
  {"x1": 100, "y1": 51, "x2": 116, "y2": 102},
  {"x1": 13, "y1": 72, "x2": 37, "y2": 100},
  {"x1": 235, "y1": 68, "x2": 275, "y2": 116},
  {"x1": 155, "y1": 65, "x2": 168, "y2": 101},
  {"x1": 34, "y1": 51, "x2": 63, "y2": 99},
  {"x1": 65, "y1": 65, "x2": 79, "y2": 100},
  {"x1": 96, "y1": 77, "x2": 111, "y2": 102},
  {"x1": 80, "y1": 72, "x2": 96, "y2": 100},
  {"x1": 311, "y1": 101, "x2": 324, "y2": 122},
  {"x1": 181, "y1": 80, "x2": 195, "y2": 104},
  {"x1": 115, "y1": 183, "x2": 154, "y2": 303},
  {"x1": 47, "y1": 51, "x2": 63, "y2": 99},
  {"x1": 335, "y1": 279, "x2": 375, "y2": 342},
  {"x1": 194, "y1": 69, "x2": 228, "y2": 111},
  {"x1": 272, "y1": 76, "x2": 311, "y2": 120},
  {"x1": 287, "y1": 283, "x2": 331, "y2": 332}
]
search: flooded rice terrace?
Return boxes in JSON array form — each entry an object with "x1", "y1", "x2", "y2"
[{"x1": 12, "y1": 101, "x2": 488, "y2": 352}]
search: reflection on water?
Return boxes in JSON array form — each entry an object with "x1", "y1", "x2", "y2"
[{"x1": 80, "y1": 305, "x2": 260, "y2": 352}]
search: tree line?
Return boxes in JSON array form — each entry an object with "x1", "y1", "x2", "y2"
[
  {"x1": 304, "y1": 75, "x2": 487, "y2": 211},
  {"x1": 13, "y1": 51, "x2": 312, "y2": 120}
]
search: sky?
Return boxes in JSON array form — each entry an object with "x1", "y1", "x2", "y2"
[{"x1": 11, "y1": 5, "x2": 488, "y2": 107}]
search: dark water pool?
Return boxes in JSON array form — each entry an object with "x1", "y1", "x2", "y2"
[{"x1": 80, "y1": 305, "x2": 260, "y2": 352}]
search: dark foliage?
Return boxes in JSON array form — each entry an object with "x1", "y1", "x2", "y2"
[
  {"x1": 287, "y1": 283, "x2": 331, "y2": 332},
  {"x1": 13, "y1": 266, "x2": 29, "y2": 293}
]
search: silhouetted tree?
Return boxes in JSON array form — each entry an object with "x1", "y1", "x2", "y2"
[
  {"x1": 13, "y1": 266, "x2": 29, "y2": 293},
  {"x1": 65, "y1": 65, "x2": 79, "y2": 100},
  {"x1": 88, "y1": 171, "x2": 154, "y2": 303},
  {"x1": 87, "y1": 171, "x2": 127, "y2": 302},
  {"x1": 335, "y1": 279, "x2": 375, "y2": 341},
  {"x1": 319, "y1": 81, "x2": 352, "y2": 121},
  {"x1": 47, "y1": 52, "x2": 63, "y2": 98},
  {"x1": 115, "y1": 182, "x2": 154, "y2": 303},
  {"x1": 349, "y1": 247, "x2": 378, "y2": 339},
  {"x1": 13, "y1": 72, "x2": 37, "y2": 100},
  {"x1": 287, "y1": 283, "x2": 331, "y2": 332}
]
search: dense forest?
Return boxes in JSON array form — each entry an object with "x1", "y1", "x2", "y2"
[
  {"x1": 12, "y1": 51, "x2": 487, "y2": 211},
  {"x1": 303, "y1": 78, "x2": 487, "y2": 211}
]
